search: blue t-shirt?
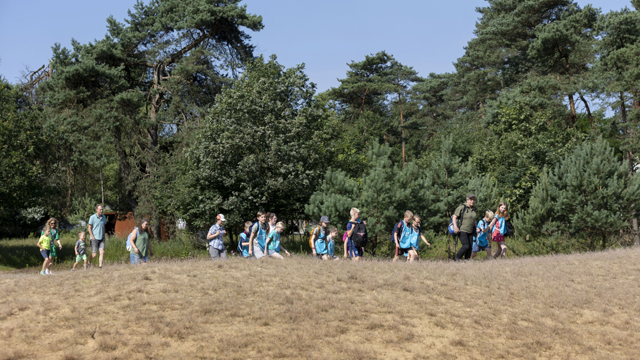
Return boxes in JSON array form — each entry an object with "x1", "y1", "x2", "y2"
[
  {"x1": 88, "y1": 214, "x2": 107, "y2": 240},
  {"x1": 327, "y1": 236, "x2": 335, "y2": 257},
  {"x1": 398, "y1": 221, "x2": 414, "y2": 249},
  {"x1": 267, "y1": 230, "x2": 281, "y2": 252},
  {"x1": 476, "y1": 219, "x2": 490, "y2": 247},
  {"x1": 238, "y1": 232, "x2": 250, "y2": 257},
  {"x1": 314, "y1": 227, "x2": 328, "y2": 254}
]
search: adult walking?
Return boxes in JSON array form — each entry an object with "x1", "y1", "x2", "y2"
[
  {"x1": 42, "y1": 217, "x2": 62, "y2": 274},
  {"x1": 452, "y1": 194, "x2": 477, "y2": 261},
  {"x1": 88, "y1": 204, "x2": 107, "y2": 269},
  {"x1": 207, "y1": 214, "x2": 227, "y2": 260},
  {"x1": 129, "y1": 218, "x2": 153, "y2": 264}
]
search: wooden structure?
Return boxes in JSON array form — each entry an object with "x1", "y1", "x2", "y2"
[{"x1": 103, "y1": 212, "x2": 170, "y2": 241}]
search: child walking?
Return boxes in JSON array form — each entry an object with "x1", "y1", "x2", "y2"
[
  {"x1": 345, "y1": 208, "x2": 366, "y2": 261},
  {"x1": 310, "y1": 216, "x2": 330, "y2": 259},
  {"x1": 393, "y1": 210, "x2": 413, "y2": 262},
  {"x1": 237, "y1": 221, "x2": 252, "y2": 258},
  {"x1": 471, "y1": 211, "x2": 494, "y2": 260},
  {"x1": 265, "y1": 222, "x2": 291, "y2": 259},
  {"x1": 72, "y1": 232, "x2": 87, "y2": 271},
  {"x1": 43, "y1": 218, "x2": 62, "y2": 274},
  {"x1": 37, "y1": 226, "x2": 52, "y2": 275},
  {"x1": 249, "y1": 211, "x2": 269, "y2": 259},
  {"x1": 398, "y1": 214, "x2": 430, "y2": 262},
  {"x1": 492, "y1": 202, "x2": 509, "y2": 259},
  {"x1": 326, "y1": 227, "x2": 340, "y2": 260}
]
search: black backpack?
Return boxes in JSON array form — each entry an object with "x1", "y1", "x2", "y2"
[
  {"x1": 350, "y1": 221, "x2": 368, "y2": 248},
  {"x1": 390, "y1": 221, "x2": 405, "y2": 243},
  {"x1": 505, "y1": 220, "x2": 515, "y2": 237}
]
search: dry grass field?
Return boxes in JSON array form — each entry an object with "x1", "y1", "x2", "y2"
[{"x1": 1, "y1": 249, "x2": 639, "y2": 360}]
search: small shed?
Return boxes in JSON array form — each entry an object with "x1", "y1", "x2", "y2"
[{"x1": 103, "y1": 212, "x2": 170, "y2": 241}]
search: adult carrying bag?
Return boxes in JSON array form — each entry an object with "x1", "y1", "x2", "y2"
[
  {"x1": 126, "y1": 227, "x2": 138, "y2": 252},
  {"x1": 448, "y1": 205, "x2": 476, "y2": 236},
  {"x1": 349, "y1": 221, "x2": 368, "y2": 248}
]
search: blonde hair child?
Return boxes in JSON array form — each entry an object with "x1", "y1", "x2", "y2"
[
  {"x1": 265, "y1": 222, "x2": 290, "y2": 259},
  {"x1": 37, "y1": 225, "x2": 52, "y2": 275},
  {"x1": 471, "y1": 210, "x2": 494, "y2": 260}
]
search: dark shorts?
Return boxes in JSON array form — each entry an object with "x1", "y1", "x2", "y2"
[
  {"x1": 40, "y1": 250, "x2": 50, "y2": 260},
  {"x1": 91, "y1": 239, "x2": 105, "y2": 253},
  {"x1": 399, "y1": 247, "x2": 411, "y2": 256},
  {"x1": 347, "y1": 240, "x2": 363, "y2": 258}
]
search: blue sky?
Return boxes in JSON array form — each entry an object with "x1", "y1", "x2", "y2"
[{"x1": 0, "y1": 0, "x2": 634, "y2": 92}]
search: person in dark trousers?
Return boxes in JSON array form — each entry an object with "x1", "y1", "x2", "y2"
[{"x1": 452, "y1": 194, "x2": 478, "y2": 261}]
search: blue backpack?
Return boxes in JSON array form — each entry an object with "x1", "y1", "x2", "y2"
[
  {"x1": 448, "y1": 205, "x2": 477, "y2": 236},
  {"x1": 126, "y1": 227, "x2": 138, "y2": 251}
]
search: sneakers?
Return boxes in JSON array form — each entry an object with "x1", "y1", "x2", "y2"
[
  {"x1": 45, "y1": 269, "x2": 50, "y2": 275},
  {"x1": 40, "y1": 271, "x2": 46, "y2": 275},
  {"x1": 71, "y1": 268, "x2": 75, "y2": 272}
]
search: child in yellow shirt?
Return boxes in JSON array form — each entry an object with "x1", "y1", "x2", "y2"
[{"x1": 37, "y1": 226, "x2": 52, "y2": 275}]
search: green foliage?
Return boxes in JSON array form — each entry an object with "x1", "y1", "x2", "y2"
[
  {"x1": 517, "y1": 138, "x2": 640, "y2": 250},
  {"x1": 307, "y1": 143, "x2": 424, "y2": 255},
  {"x1": 0, "y1": 78, "x2": 51, "y2": 236},
  {"x1": 178, "y1": 56, "x2": 329, "y2": 230}
]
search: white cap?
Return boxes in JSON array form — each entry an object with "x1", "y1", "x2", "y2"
[{"x1": 217, "y1": 214, "x2": 226, "y2": 222}]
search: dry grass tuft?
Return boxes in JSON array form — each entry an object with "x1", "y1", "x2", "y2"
[{"x1": 1, "y1": 249, "x2": 640, "y2": 359}]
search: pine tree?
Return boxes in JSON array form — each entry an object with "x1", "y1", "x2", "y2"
[
  {"x1": 418, "y1": 136, "x2": 473, "y2": 232},
  {"x1": 306, "y1": 143, "x2": 422, "y2": 255},
  {"x1": 517, "y1": 138, "x2": 640, "y2": 250}
]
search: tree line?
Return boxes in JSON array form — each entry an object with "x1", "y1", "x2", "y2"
[{"x1": 2, "y1": 0, "x2": 640, "y2": 255}]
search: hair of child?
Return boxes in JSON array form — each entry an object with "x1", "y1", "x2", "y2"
[
  {"x1": 412, "y1": 214, "x2": 421, "y2": 222},
  {"x1": 78, "y1": 231, "x2": 85, "y2": 238},
  {"x1": 496, "y1": 202, "x2": 509, "y2": 220},
  {"x1": 256, "y1": 210, "x2": 266, "y2": 218},
  {"x1": 46, "y1": 217, "x2": 58, "y2": 229},
  {"x1": 485, "y1": 210, "x2": 495, "y2": 219},
  {"x1": 267, "y1": 213, "x2": 277, "y2": 221},
  {"x1": 42, "y1": 225, "x2": 51, "y2": 233},
  {"x1": 137, "y1": 218, "x2": 150, "y2": 233},
  {"x1": 244, "y1": 221, "x2": 253, "y2": 229},
  {"x1": 275, "y1": 221, "x2": 285, "y2": 229},
  {"x1": 329, "y1": 226, "x2": 338, "y2": 233},
  {"x1": 350, "y1": 208, "x2": 360, "y2": 218},
  {"x1": 404, "y1": 210, "x2": 414, "y2": 219}
]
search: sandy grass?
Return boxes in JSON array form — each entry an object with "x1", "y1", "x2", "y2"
[{"x1": 1, "y1": 249, "x2": 639, "y2": 359}]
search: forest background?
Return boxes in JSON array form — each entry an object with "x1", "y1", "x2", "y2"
[{"x1": 3, "y1": 0, "x2": 640, "y2": 256}]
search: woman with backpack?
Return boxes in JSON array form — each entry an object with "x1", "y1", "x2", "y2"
[
  {"x1": 492, "y1": 202, "x2": 509, "y2": 259},
  {"x1": 129, "y1": 218, "x2": 154, "y2": 265}
]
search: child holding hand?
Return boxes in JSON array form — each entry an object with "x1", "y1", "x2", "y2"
[
  {"x1": 265, "y1": 222, "x2": 290, "y2": 259},
  {"x1": 37, "y1": 226, "x2": 52, "y2": 275}
]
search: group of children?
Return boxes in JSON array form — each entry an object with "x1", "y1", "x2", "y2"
[
  {"x1": 392, "y1": 210, "x2": 431, "y2": 262},
  {"x1": 470, "y1": 202, "x2": 509, "y2": 260},
  {"x1": 35, "y1": 202, "x2": 509, "y2": 272}
]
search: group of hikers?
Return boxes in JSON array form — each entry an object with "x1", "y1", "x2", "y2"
[{"x1": 35, "y1": 194, "x2": 512, "y2": 274}]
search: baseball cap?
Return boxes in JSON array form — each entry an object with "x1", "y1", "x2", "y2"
[
  {"x1": 320, "y1": 216, "x2": 330, "y2": 224},
  {"x1": 466, "y1": 193, "x2": 476, "y2": 200},
  {"x1": 217, "y1": 214, "x2": 226, "y2": 222}
]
